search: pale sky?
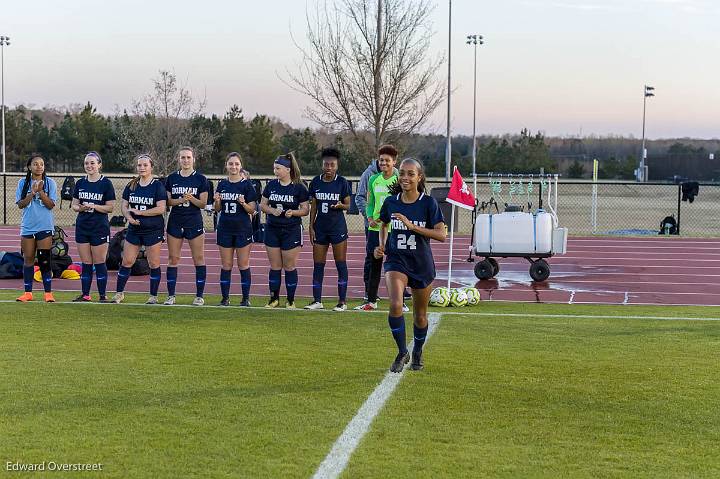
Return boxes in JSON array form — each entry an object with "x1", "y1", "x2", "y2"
[{"x1": 3, "y1": 0, "x2": 719, "y2": 138}]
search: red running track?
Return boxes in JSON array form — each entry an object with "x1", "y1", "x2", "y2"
[{"x1": 1, "y1": 226, "x2": 720, "y2": 306}]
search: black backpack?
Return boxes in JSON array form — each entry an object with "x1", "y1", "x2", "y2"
[
  {"x1": 60, "y1": 175, "x2": 75, "y2": 208},
  {"x1": 106, "y1": 229, "x2": 127, "y2": 270},
  {"x1": 659, "y1": 215, "x2": 678, "y2": 235}
]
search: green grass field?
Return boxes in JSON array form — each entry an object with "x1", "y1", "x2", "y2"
[{"x1": 1, "y1": 291, "x2": 720, "y2": 478}]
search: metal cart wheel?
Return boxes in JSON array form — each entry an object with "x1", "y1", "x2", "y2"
[
  {"x1": 529, "y1": 259, "x2": 550, "y2": 282},
  {"x1": 488, "y1": 258, "x2": 500, "y2": 277},
  {"x1": 474, "y1": 259, "x2": 494, "y2": 280}
]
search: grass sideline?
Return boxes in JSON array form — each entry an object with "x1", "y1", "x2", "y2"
[{"x1": 2, "y1": 293, "x2": 720, "y2": 477}]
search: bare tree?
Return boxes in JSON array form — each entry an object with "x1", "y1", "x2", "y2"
[
  {"x1": 288, "y1": 0, "x2": 444, "y2": 152},
  {"x1": 120, "y1": 70, "x2": 216, "y2": 175}
]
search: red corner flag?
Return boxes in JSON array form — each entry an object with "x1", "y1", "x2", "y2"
[{"x1": 446, "y1": 167, "x2": 476, "y2": 210}]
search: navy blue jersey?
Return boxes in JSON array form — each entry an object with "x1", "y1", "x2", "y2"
[
  {"x1": 122, "y1": 179, "x2": 167, "y2": 232},
  {"x1": 73, "y1": 175, "x2": 116, "y2": 232},
  {"x1": 216, "y1": 178, "x2": 258, "y2": 234},
  {"x1": 379, "y1": 193, "x2": 445, "y2": 282},
  {"x1": 166, "y1": 170, "x2": 208, "y2": 222},
  {"x1": 262, "y1": 180, "x2": 309, "y2": 227},
  {"x1": 309, "y1": 174, "x2": 351, "y2": 235}
]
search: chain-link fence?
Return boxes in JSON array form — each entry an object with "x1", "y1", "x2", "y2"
[{"x1": 1, "y1": 173, "x2": 715, "y2": 236}]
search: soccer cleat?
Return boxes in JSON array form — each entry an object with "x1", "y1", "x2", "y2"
[
  {"x1": 72, "y1": 294, "x2": 92, "y2": 302},
  {"x1": 145, "y1": 295, "x2": 159, "y2": 305},
  {"x1": 219, "y1": 297, "x2": 231, "y2": 307},
  {"x1": 286, "y1": 301, "x2": 296, "y2": 309},
  {"x1": 98, "y1": 296, "x2": 111, "y2": 303},
  {"x1": 354, "y1": 301, "x2": 378, "y2": 311},
  {"x1": 304, "y1": 301, "x2": 324, "y2": 310},
  {"x1": 333, "y1": 303, "x2": 347, "y2": 312},
  {"x1": 192, "y1": 296, "x2": 205, "y2": 306},
  {"x1": 163, "y1": 295, "x2": 176, "y2": 305},
  {"x1": 390, "y1": 351, "x2": 410, "y2": 373},
  {"x1": 44, "y1": 292, "x2": 56, "y2": 303},
  {"x1": 402, "y1": 303, "x2": 410, "y2": 313},
  {"x1": 410, "y1": 350, "x2": 424, "y2": 371},
  {"x1": 112, "y1": 292, "x2": 125, "y2": 304},
  {"x1": 16, "y1": 292, "x2": 33, "y2": 302},
  {"x1": 239, "y1": 299, "x2": 251, "y2": 307},
  {"x1": 265, "y1": 297, "x2": 280, "y2": 308}
]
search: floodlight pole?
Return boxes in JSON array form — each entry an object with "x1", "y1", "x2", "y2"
[
  {"x1": 0, "y1": 35, "x2": 10, "y2": 175},
  {"x1": 639, "y1": 84, "x2": 654, "y2": 182},
  {"x1": 444, "y1": 0, "x2": 452, "y2": 182},
  {"x1": 466, "y1": 34, "x2": 483, "y2": 199}
]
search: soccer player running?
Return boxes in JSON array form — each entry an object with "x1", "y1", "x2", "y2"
[
  {"x1": 260, "y1": 153, "x2": 309, "y2": 308},
  {"x1": 305, "y1": 148, "x2": 352, "y2": 311},
  {"x1": 213, "y1": 152, "x2": 258, "y2": 306},
  {"x1": 164, "y1": 147, "x2": 209, "y2": 306},
  {"x1": 71, "y1": 152, "x2": 116, "y2": 302},
  {"x1": 15, "y1": 154, "x2": 58, "y2": 302},
  {"x1": 374, "y1": 158, "x2": 446, "y2": 373},
  {"x1": 355, "y1": 144, "x2": 408, "y2": 312},
  {"x1": 113, "y1": 154, "x2": 167, "y2": 304}
]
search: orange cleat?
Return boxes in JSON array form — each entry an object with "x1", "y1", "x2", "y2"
[
  {"x1": 16, "y1": 292, "x2": 33, "y2": 302},
  {"x1": 44, "y1": 292, "x2": 56, "y2": 303}
]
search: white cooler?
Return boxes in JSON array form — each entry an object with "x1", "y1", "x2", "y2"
[{"x1": 475, "y1": 211, "x2": 554, "y2": 255}]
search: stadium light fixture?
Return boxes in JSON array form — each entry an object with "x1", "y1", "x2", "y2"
[
  {"x1": 638, "y1": 84, "x2": 655, "y2": 182},
  {"x1": 466, "y1": 34, "x2": 484, "y2": 200}
]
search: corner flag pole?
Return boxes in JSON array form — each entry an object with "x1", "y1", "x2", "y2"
[{"x1": 447, "y1": 202, "x2": 456, "y2": 289}]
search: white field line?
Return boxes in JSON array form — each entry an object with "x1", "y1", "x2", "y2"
[{"x1": 312, "y1": 312, "x2": 442, "y2": 479}]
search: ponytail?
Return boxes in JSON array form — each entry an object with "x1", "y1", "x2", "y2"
[{"x1": 286, "y1": 152, "x2": 302, "y2": 184}]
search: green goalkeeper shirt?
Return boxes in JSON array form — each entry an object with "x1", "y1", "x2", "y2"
[{"x1": 366, "y1": 172, "x2": 398, "y2": 232}]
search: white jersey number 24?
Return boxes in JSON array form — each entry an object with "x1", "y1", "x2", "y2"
[{"x1": 396, "y1": 233, "x2": 416, "y2": 250}]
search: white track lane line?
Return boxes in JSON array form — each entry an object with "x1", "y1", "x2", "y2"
[{"x1": 312, "y1": 312, "x2": 442, "y2": 479}]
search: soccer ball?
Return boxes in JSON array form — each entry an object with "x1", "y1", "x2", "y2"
[
  {"x1": 51, "y1": 240, "x2": 68, "y2": 257},
  {"x1": 429, "y1": 287, "x2": 451, "y2": 307},
  {"x1": 463, "y1": 287, "x2": 481, "y2": 305},
  {"x1": 449, "y1": 288, "x2": 469, "y2": 307}
]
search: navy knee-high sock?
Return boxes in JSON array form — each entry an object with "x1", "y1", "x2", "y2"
[
  {"x1": 336, "y1": 261, "x2": 348, "y2": 303},
  {"x1": 94, "y1": 263, "x2": 108, "y2": 297},
  {"x1": 285, "y1": 269, "x2": 298, "y2": 303},
  {"x1": 166, "y1": 266, "x2": 178, "y2": 296},
  {"x1": 81, "y1": 263, "x2": 93, "y2": 296},
  {"x1": 312, "y1": 262, "x2": 325, "y2": 303},
  {"x1": 150, "y1": 267, "x2": 161, "y2": 296},
  {"x1": 269, "y1": 269, "x2": 281, "y2": 298},
  {"x1": 413, "y1": 324, "x2": 429, "y2": 353},
  {"x1": 195, "y1": 265, "x2": 207, "y2": 297},
  {"x1": 23, "y1": 266, "x2": 34, "y2": 293},
  {"x1": 116, "y1": 265, "x2": 131, "y2": 293},
  {"x1": 388, "y1": 315, "x2": 407, "y2": 355},
  {"x1": 220, "y1": 269, "x2": 232, "y2": 299},
  {"x1": 240, "y1": 268, "x2": 251, "y2": 301}
]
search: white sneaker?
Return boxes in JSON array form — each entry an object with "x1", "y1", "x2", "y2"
[
  {"x1": 333, "y1": 303, "x2": 347, "y2": 312},
  {"x1": 112, "y1": 292, "x2": 124, "y2": 304},
  {"x1": 164, "y1": 295, "x2": 176, "y2": 305},
  {"x1": 402, "y1": 303, "x2": 410, "y2": 313},
  {"x1": 192, "y1": 296, "x2": 205, "y2": 306},
  {"x1": 304, "y1": 301, "x2": 324, "y2": 310},
  {"x1": 354, "y1": 302, "x2": 378, "y2": 311},
  {"x1": 146, "y1": 295, "x2": 159, "y2": 304}
]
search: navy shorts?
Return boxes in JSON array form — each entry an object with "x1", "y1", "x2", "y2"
[
  {"x1": 21, "y1": 230, "x2": 53, "y2": 241},
  {"x1": 366, "y1": 230, "x2": 380, "y2": 256},
  {"x1": 125, "y1": 228, "x2": 164, "y2": 247},
  {"x1": 384, "y1": 262, "x2": 434, "y2": 290},
  {"x1": 75, "y1": 228, "x2": 110, "y2": 246},
  {"x1": 167, "y1": 221, "x2": 205, "y2": 240},
  {"x1": 216, "y1": 230, "x2": 253, "y2": 249},
  {"x1": 314, "y1": 229, "x2": 348, "y2": 246},
  {"x1": 264, "y1": 223, "x2": 303, "y2": 250}
]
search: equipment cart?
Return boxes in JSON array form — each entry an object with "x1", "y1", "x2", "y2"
[{"x1": 472, "y1": 174, "x2": 568, "y2": 282}]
